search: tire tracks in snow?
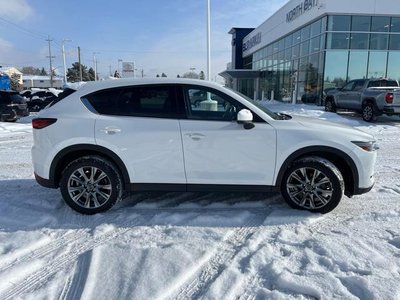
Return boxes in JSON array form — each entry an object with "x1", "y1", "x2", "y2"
[
  {"x1": 0, "y1": 206, "x2": 272, "y2": 299},
  {"x1": 0, "y1": 229, "x2": 88, "y2": 274},
  {"x1": 0, "y1": 213, "x2": 151, "y2": 300},
  {"x1": 163, "y1": 210, "x2": 271, "y2": 300}
]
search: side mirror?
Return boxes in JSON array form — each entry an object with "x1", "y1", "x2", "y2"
[{"x1": 237, "y1": 109, "x2": 255, "y2": 130}]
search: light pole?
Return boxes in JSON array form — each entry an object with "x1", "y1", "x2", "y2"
[
  {"x1": 61, "y1": 39, "x2": 72, "y2": 84},
  {"x1": 93, "y1": 52, "x2": 99, "y2": 81},
  {"x1": 118, "y1": 59, "x2": 123, "y2": 75},
  {"x1": 206, "y1": 0, "x2": 211, "y2": 81}
]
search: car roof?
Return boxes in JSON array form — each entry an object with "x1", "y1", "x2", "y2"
[{"x1": 75, "y1": 78, "x2": 225, "y2": 95}]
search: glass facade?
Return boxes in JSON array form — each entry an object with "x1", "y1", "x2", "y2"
[{"x1": 241, "y1": 14, "x2": 400, "y2": 104}]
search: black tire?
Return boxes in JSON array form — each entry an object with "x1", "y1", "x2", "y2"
[
  {"x1": 281, "y1": 157, "x2": 344, "y2": 214},
  {"x1": 325, "y1": 98, "x2": 336, "y2": 112},
  {"x1": 60, "y1": 156, "x2": 123, "y2": 214},
  {"x1": 362, "y1": 102, "x2": 377, "y2": 122}
]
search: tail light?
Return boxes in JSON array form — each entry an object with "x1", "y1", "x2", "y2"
[
  {"x1": 32, "y1": 118, "x2": 57, "y2": 129},
  {"x1": 385, "y1": 93, "x2": 394, "y2": 104}
]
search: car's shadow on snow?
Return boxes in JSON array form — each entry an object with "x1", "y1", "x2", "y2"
[{"x1": 0, "y1": 179, "x2": 294, "y2": 232}]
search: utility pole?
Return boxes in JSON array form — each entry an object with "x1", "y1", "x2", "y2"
[
  {"x1": 78, "y1": 46, "x2": 82, "y2": 82},
  {"x1": 46, "y1": 36, "x2": 55, "y2": 88}
]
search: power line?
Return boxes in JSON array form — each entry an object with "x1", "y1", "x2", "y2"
[{"x1": 0, "y1": 16, "x2": 48, "y2": 40}]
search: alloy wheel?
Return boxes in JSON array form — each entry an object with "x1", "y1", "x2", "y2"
[
  {"x1": 286, "y1": 167, "x2": 333, "y2": 209},
  {"x1": 363, "y1": 105, "x2": 373, "y2": 121},
  {"x1": 67, "y1": 166, "x2": 112, "y2": 209}
]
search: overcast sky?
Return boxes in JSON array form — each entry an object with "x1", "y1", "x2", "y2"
[{"x1": 0, "y1": 0, "x2": 288, "y2": 80}]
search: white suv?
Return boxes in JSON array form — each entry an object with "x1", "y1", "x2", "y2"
[{"x1": 31, "y1": 79, "x2": 377, "y2": 214}]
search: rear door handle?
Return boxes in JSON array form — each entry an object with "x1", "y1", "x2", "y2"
[{"x1": 100, "y1": 127, "x2": 121, "y2": 135}]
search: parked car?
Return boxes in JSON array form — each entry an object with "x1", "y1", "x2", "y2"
[
  {"x1": 31, "y1": 79, "x2": 378, "y2": 214},
  {"x1": 0, "y1": 90, "x2": 29, "y2": 121},
  {"x1": 324, "y1": 78, "x2": 400, "y2": 122},
  {"x1": 25, "y1": 90, "x2": 59, "y2": 112}
]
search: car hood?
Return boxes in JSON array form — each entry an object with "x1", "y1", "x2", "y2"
[{"x1": 290, "y1": 115, "x2": 374, "y2": 141}]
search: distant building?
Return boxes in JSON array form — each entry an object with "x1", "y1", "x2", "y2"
[
  {"x1": 220, "y1": 0, "x2": 400, "y2": 104},
  {"x1": 0, "y1": 67, "x2": 23, "y2": 85},
  {"x1": 22, "y1": 75, "x2": 64, "y2": 89}
]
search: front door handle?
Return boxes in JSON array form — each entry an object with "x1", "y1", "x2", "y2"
[{"x1": 185, "y1": 133, "x2": 205, "y2": 141}]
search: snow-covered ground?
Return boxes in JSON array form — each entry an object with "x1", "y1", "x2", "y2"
[{"x1": 0, "y1": 104, "x2": 399, "y2": 300}]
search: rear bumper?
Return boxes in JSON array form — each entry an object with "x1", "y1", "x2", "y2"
[
  {"x1": 34, "y1": 172, "x2": 57, "y2": 189},
  {"x1": 383, "y1": 106, "x2": 400, "y2": 115}
]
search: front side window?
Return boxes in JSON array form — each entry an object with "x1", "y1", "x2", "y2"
[
  {"x1": 84, "y1": 85, "x2": 181, "y2": 118},
  {"x1": 184, "y1": 86, "x2": 242, "y2": 121},
  {"x1": 342, "y1": 81, "x2": 355, "y2": 91},
  {"x1": 354, "y1": 80, "x2": 366, "y2": 91}
]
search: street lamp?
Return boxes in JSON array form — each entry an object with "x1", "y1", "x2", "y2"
[
  {"x1": 118, "y1": 59, "x2": 123, "y2": 74},
  {"x1": 206, "y1": 0, "x2": 211, "y2": 81},
  {"x1": 93, "y1": 52, "x2": 99, "y2": 81}
]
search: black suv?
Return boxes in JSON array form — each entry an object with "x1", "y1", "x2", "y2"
[{"x1": 0, "y1": 90, "x2": 29, "y2": 122}]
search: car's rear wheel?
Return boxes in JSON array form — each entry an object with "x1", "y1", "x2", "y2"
[
  {"x1": 60, "y1": 156, "x2": 123, "y2": 214},
  {"x1": 362, "y1": 102, "x2": 377, "y2": 122},
  {"x1": 325, "y1": 98, "x2": 336, "y2": 112},
  {"x1": 281, "y1": 157, "x2": 344, "y2": 213}
]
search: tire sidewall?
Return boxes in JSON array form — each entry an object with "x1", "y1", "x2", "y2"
[
  {"x1": 60, "y1": 156, "x2": 122, "y2": 214},
  {"x1": 281, "y1": 159, "x2": 344, "y2": 214}
]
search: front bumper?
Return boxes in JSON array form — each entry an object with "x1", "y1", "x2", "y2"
[{"x1": 353, "y1": 183, "x2": 374, "y2": 195}]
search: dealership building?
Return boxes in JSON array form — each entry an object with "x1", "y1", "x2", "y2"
[{"x1": 220, "y1": 0, "x2": 400, "y2": 104}]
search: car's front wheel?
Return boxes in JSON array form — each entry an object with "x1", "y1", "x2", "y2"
[
  {"x1": 60, "y1": 156, "x2": 123, "y2": 214},
  {"x1": 281, "y1": 157, "x2": 344, "y2": 214}
]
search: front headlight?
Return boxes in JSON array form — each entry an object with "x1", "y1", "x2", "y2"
[{"x1": 352, "y1": 141, "x2": 379, "y2": 152}]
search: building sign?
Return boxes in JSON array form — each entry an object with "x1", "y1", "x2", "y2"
[
  {"x1": 286, "y1": 0, "x2": 318, "y2": 23},
  {"x1": 122, "y1": 62, "x2": 135, "y2": 78},
  {"x1": 242, "y1": 32, "x2": 261, "y2": 52}
]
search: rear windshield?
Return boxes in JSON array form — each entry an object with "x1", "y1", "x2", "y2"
[
  {"x1": 10, "y1": 94, "x2": 25, "y2": 103},
  {"x1": 368, "y1": 80, "x2": 399, "y2": 87}
]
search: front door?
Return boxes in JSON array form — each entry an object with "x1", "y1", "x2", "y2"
[{"x1": 179, "y1": 85, "x2": 277, "y2": 186}]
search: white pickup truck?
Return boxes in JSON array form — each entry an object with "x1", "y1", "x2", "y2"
[{"x1": 324, "y1": 78, "x2": 400, "y2": 122}]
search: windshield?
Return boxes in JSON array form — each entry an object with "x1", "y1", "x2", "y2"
[{"x1": 223, "y1": 86, "x2": 283, "y2": 120}]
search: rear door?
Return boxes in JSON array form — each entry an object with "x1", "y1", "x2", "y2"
[{"x1": 87, "y1": 85, "x2": 186, "y2": 187}]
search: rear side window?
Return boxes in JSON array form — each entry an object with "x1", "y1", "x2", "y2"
[{"x1": 84, "y1": 85, "x2": 182, "y2": 118}]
